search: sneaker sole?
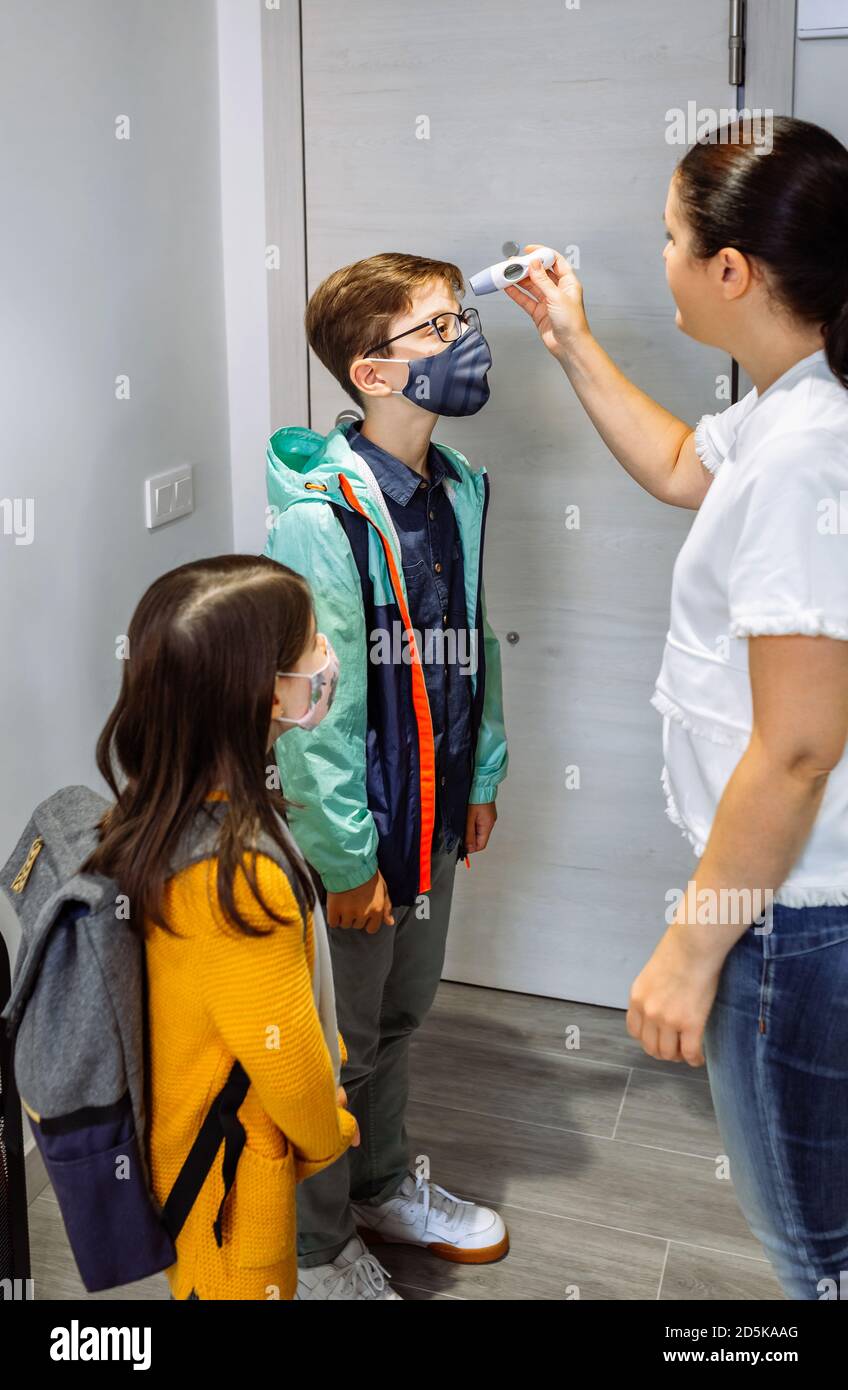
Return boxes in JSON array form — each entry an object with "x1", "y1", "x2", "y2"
[{"x1": 358, "y1": 1224, "x2": 510, "y2": 1264}]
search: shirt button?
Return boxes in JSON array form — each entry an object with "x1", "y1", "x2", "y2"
[
  {"x1": 442, "y1": 613, "x2": 447, "y2": 623},
  {"x1": 434, "y1": 562, "x2": 442, "y2": 573},
  {"x1": 429, "y1": 510, "x2": 435, "y2": 520},
  {"x1": 440, "y1": 775, "x2": 446, "y2": 787},
  {"x1": 419, "y1": 480, "x2": 427, "y2": 490}
]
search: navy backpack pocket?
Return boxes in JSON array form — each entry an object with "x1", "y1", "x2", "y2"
[{"x1": 31, "y1": 1094, "x2": 175, "y2": 1292}]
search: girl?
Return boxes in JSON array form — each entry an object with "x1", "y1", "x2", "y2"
[
  {"x1": 84, "y1": 554, "x2": 361, "y2": 1300},
  {"x1": 507, "y1": 118, "x2": 848, "y2": 1299}
]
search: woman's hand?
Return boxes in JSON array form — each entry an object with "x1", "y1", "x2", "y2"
[
  {"x1": 500, "y1": 243, "x2": 704, "y2": 503},
  {"x1": 626, "y1": 922, "x2": 726, "y2": 1067},
  {"x1": 503, "y1": 243, "x2": 590, "y2": 358}
]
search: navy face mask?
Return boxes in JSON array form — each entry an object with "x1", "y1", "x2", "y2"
[{"x1": 365, "y1": 323, "x2": 493, "y2": 417}]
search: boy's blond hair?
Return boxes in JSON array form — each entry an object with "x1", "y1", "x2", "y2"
[{"x1": 305, "y1": 252, "x2": 465, "y2": 407}]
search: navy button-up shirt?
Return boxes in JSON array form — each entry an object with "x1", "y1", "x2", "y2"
[{"x1": 348, "y1": 423, "x2": 474, "y2": 852}]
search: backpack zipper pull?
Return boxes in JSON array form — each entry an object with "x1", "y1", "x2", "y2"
[{"x1": 11, "y1": 836, "x2": 43, "y2": 893}]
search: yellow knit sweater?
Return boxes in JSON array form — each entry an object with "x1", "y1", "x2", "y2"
[{"x1": 144, "y1": 846, "x2": 357, "y2": 1300}]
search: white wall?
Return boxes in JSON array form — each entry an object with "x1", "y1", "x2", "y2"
[{"x1": 0, "y1": 0, "x2": 234, "y2": 960}]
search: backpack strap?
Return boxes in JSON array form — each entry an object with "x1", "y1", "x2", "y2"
[
  {"x1": 160, "y1": 809, "x2": 313, "y2": 1245},
  {"x1": 0, "y1": 926, "x2": 32, "y2": 1281},
  {"x1": 160, "y1": 1059, "x2": 250, "y2": 1245}
]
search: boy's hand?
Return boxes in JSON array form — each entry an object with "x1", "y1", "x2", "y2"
[
  {"x1": 337, "y1": 1085, "x2": 360, "y2": 1147},
  {"x1": 464, "y1": 801, "x2": 497, "y2": 855},
  {"x1": 326, "y1": 870, "x2": 395, "y2": 933}
]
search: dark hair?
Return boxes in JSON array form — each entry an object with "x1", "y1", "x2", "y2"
[
  {"x1": 675, "y1": 116, "x2": 848, "y2": 388},
  {"x1": 305, "y1": 251, "x2": 465, "y2": 407},
  {"x1": 83, "y1": 555, "x2": 317, "y2": 936}
]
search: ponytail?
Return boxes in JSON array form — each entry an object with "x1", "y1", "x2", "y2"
[{"x1": 824, "y1": 295, "x2": 848, "y2": 390}]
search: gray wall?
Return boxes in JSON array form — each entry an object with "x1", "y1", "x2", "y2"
[
  {"x1": 794, "y1": 31, "x2": 848, "y2": 140},
  {"x1": 0, "y1": 0, "x2": 234, "y2": 959}
]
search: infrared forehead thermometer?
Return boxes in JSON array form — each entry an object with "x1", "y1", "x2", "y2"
[{"x1": 469, "y1": 246, "x2": 557, "y2": 295}]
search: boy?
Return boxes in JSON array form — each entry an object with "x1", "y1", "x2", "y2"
[{"x1": 264, "y1": 253, "x2": 509, "y2": 1300}]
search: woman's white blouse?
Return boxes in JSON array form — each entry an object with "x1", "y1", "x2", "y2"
[{"x1": 651, "y1": 348, "x2": 848, "y2": 905}]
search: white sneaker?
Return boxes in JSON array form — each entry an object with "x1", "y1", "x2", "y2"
[
  {"x1": 295, "y1": 1235, "x2": 403, "y2": 1300},
  {"x1": 352, "y1": 1171, "x2": 509, "y2": 1264}
]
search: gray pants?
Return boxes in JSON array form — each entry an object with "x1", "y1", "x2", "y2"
[{"x1": 296, "y1": 838, "x2": 459, "y2": 1266}]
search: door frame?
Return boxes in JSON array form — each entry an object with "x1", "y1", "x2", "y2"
[
  {"x1": 736, "y1": 0, "x2": 798, "y2": 397},
  {"x1": 261, "y1": 0, "x2": 310, "y2": 431}
]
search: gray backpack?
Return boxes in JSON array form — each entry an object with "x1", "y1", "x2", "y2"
[{"x1": 0, "y1": 784, "x2": 306, "y2": 1293}]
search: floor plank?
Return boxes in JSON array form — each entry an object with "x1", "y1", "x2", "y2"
[
  {"x1": 365, "y1": 1199, "x2": 668, "y2": 1300},
  {"x1": 659, "y1": 1243, "x2": 784, "y2": 1301},
  {"x1": 403, "y1": 1099, "x2": 765, "y2": 1261}
]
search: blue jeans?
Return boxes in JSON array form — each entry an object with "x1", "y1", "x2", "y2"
[{"x1": 704, "y1": 901, "x2": 848, "y2": 1300}]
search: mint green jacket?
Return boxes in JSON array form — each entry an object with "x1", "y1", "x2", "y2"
[{"x1": 264, "y1": 421, "x2": 508, "y2": 895}]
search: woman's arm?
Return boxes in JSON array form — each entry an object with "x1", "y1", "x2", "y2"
[
  {"x1": 504, "y1": 248, "x2": 713, "y2": 509},
  {"x1": 627, "y1": 634, "x2": 848, "y2": 1066}
]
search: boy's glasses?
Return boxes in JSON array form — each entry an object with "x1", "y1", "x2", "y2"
[{"x1": 365, "y1": 306, "x2": 481, "y2": 357}]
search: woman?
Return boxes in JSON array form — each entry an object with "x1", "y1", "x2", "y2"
[{"x1": 506, "y1": 117, "x2": 848, "y2": 1300}]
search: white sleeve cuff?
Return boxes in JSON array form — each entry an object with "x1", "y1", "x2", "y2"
[
  {"x1": 693, "y1": 415, "x2": 723, "y2": 475},
  {"x1": 729, "y1": 611, "x2": 848, "y2": 639}
]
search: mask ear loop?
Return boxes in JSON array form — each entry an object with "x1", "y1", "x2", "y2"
[
  {"x1": 360, "y1": 357, "x2": 410, "y2": 397},
  {"x1": 275, "y1": 637, "x2": 332, "y2": 724}
]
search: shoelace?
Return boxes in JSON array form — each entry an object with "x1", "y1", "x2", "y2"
[
  {"x1": 332, "y1": 1249, "x2": 394, "y2": 1299},
  {"x1": 412, "y1": 1172, "x2": 470, "y2": 1234}
]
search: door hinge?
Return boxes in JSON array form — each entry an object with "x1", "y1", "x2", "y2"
[{"x1": 729, "y1": 0, "x2": 746, "y2": 87}]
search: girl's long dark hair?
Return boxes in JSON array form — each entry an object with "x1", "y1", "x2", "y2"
[
  {"x1": 83, "y1": 554, "x2": 317, "y2": 936},
  {"x1": 676, "y1": 116, "x2": 848, "y2": 388}
]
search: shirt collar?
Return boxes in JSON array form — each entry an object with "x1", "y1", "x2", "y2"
[
  {"x1": 347, "y1": 421, "x2": 459, "y2": 507},
  {"x1": 755, "y1": 347, "x2": 827, "y2": 404}
]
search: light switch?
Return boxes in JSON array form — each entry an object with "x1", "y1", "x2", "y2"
[
  {"x1": 145, "y1": 466, "x2": 194, "y2": 530},
  {"x1": 174, "y1": 476, "x2": 193, "y2": 510},
  {"x1": 155, "y1": 483, "x2": 174, "y2": 519}
]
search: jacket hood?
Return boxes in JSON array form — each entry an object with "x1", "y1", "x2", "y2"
[
  {"x1": 266, "y1": 419, "x2": 485, "y2": 521},
  {"x1": 266, "y1": 422, "x2": 363, "y2": 515}
]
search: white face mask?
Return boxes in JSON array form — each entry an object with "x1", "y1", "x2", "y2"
[{"x1": 275, "y1": 633, "x2": 340, "y2": 730}]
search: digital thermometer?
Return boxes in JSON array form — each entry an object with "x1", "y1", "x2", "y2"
[{"x1": 469, "y1": 246, "x2": 557, "y2": 295}]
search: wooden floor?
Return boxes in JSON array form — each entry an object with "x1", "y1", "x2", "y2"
[{"x1": 27, "y1": 980, "x2": 784, "y2": 1301}]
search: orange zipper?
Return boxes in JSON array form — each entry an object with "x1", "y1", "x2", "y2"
[{"x1": 337, "y1": 473, "x2": 436, "y2": 894}]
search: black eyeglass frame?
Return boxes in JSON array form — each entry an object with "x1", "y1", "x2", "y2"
[{"x1": 364, "y1": 306, "x2": 481, "y2": 357}]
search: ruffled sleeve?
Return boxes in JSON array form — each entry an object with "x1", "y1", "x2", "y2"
[
  {"x1": 727, "y1": 427, "x2": 848, "y2": 640},
  {"x1": 693, "y1": 387, "x2": 758, "y2": 476}
]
